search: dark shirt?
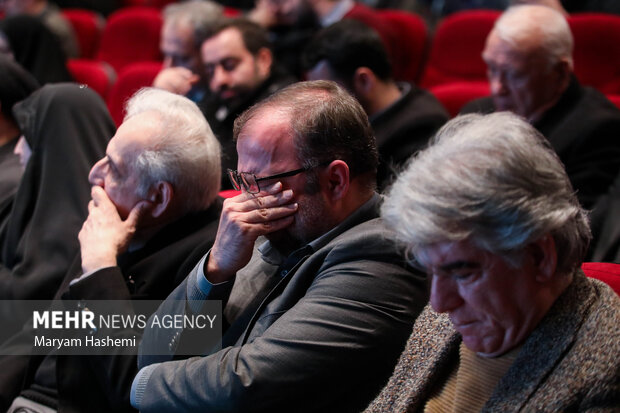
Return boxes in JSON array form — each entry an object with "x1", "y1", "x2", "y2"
[{"x1": 461, "y1": 76, "x2": 620, "y2": 209}]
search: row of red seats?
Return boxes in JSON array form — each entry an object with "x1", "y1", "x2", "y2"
[{"x1": 62, "y1": 7, "x2": 620, "y2": 124}]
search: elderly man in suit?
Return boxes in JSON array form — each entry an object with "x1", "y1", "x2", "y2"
[
  {"x1": 367, "y1": 112, "x2": 620, "y2": 412},
  {"x1": 462, "y1": 5, "x2": 620, "y2": 209}
]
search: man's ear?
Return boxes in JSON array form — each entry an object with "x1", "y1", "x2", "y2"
[
  {"x1": 554, "y1": 58, "x2": 572, "y2": 92},
  {"x1": 352, "y1": 67, "x2": 375, "y2": 97},
  {"x1": 322, "y1": 160, "x2": 349, "y2": 201},
  {"x1": 529, "y1": 234, "x2": 557, "y2": 283},
  {"x1": 146, "y1": 181, "x2": 174, "y2": 219},
  {"x1": 255, "y1": 47, "x2": 273, "y2": 78}
]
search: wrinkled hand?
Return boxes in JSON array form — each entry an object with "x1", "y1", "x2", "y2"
[
  {"x1": 152, "y1": 67, "x2": 200, "y2": 96},
  {"x1": 79, "y1": 186, "x2": 151, "y2": 273},
  {"x1": 206, "y1": 182, "x2": 298, "y2": 283}
]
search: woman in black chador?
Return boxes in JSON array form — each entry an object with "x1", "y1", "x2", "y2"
[{"x1": 0, "y1": 83, "x2": 114, "y2": 342}]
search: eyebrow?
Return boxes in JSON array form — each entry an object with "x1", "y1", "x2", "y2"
[{"x1": 437, "y1": 261, "x2": 480, "y2": 273}]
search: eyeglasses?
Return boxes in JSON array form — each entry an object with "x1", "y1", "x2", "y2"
[{"x1": 227, "y1": 161, "x2": 331, "y2": 194}]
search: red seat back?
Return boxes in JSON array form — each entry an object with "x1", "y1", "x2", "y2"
[
  {"x1": 568, "y1": 13, "x2": 620, "y2": 94},
  {"x1": 97, "y1": 7, "x2": 162, "y2": 74},
  {"x1": 67, "y1": 59, "x2": 116, "y2": 100},
  {"x1": 582, "y1": 262, "x2": 620, "y2": 295},
  {"x1": 378, "y1": 9, "x2": 428, "y2": 83},
  {"x1": 106, "y1": 61, "x2": 162, "y2": 126},
  {"x1": 421, "y1": 10, "x2": 500, "y2": 88},
  {"x1": 62, "y1": 8, "x2": 105, "y2": 59},
  {"x1": 430, "y1": 81, "x2": 490, "y2": 117}
]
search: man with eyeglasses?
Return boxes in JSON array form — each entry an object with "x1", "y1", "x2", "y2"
[{"x1": 131, "y1": 80, "x2": 428, "y2": 413}]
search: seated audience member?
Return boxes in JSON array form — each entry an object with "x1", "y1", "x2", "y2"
[
  {"x1": 0, "y1": 84, "x2": 110, "y2": 343},
  {"x1": 153, "y1": 1, "x2": 223, "y2": 103},
  {"x1": 0, "y1": 88, "x2": 223, "y2": 413},
  {"x1": 461, "y1": 5, "x2": 620, "y2": 209},
  {"x1": 303, "y1": 20, "x2": 449, "y2": 190},
  {"x1": 367, "y1": 112, "x2": 620, "y2": 412},
  {"x1": 0, "y1": 15, "x2": 73, "y2": 84},
  {"x1": 199, "y1": 18, "x2": 295, "y2": 187},
  {"x1": 131, "y1": 80, "x2": 428, "y2": 413},
  {"x1": 0, "y1": 56, "x2": 39, "y2": 224},
  {"x1": 0, "y1": 0, "x2": 79, "y2": 58},
  {"x1": 250, "y1": 0, "x2": 398, "y2": 79},
  {"x1": 589, "y1": 171, "x2": 620, "y2": 262}
]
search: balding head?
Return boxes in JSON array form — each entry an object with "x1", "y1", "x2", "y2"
[{"x1": 482, "y1": 5, "x2": 573, "y2": 121}]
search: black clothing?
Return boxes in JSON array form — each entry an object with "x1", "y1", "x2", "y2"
[
  {"x1": 372, "y1": 83, "x2": 449, "y2": 190},
  {"x1": 461, "y1": 76, "x2": 620, "y2": 209},
  {"x1": 0, "y1": 84, "x2": 112, "y2": 342},
  {"x1": 0, "y1": 15, "x2": 73, "y2": 84}
]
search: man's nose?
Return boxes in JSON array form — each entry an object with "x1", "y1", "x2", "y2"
[
  {"x1": 429, "y1": 275, "x2": 462, "y2": 313},
  {"x1": 489, "y1": 72, "x2": 508, "y2": 96},
  {"x1": 88, "y1": 158, "x2": 104, "y2": 186},
  {"x1": 210, "y1": 65, "x2": 230, "y2": 91}
]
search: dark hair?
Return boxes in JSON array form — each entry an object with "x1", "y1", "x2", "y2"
[
  {"x1": 302, "y1": 19, "x2": 392, "y2": 82},
  {"x1": 234, "y1": 80, "x2": 378, "y2": 191},
  {"x1": 0, "y1": 55, "x2": 39, "y2": 124},
  {"x1": 210, "y1": 18, "x2": 271, "y2": 55}
]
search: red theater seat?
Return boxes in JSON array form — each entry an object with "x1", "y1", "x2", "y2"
[
  {"x1": 107, "y1": 61, "x2": 162, "y2": 126},
  {"x1": 421, "y1": 10, "x2": 500, "y2": 88},
  {"x1": 97, "y1": 7, "x2": 163, "y2": 74},
  {"x1": 378, "y1": 9, "x2": 428, "y2": 83},
  {"x1": 62, "y1": 8, "x2": 105, "y2": 59},
  {"x1": 569, "y1": 13, "x2": 620, "y2": 94},
  {"x1": 430, "y1": 81, "x2": 490, "y2": 117},
  {"x1": 67, "y1": 59, "x2": 115, "y2": 100},
  {"x1": 582, "y1": 262, "x2": 620, "y2": 295}
]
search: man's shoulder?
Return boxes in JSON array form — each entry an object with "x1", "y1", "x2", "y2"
[{"x1": 459, "y1": 96, "x2": 495, "y2": 115}]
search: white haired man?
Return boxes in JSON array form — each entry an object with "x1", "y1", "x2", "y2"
[
  {"x1": 1, "y1": 88, "x2": 223, "y2": 413},
  {"x1": 367, "y1": 112, "x2": 620, "y2": 412},
  {"x1": 462, "y1": 5, "x2": 620, "y2": 209}
]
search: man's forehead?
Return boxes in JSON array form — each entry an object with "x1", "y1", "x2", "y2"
[{"x1": 202, "y1": 28, "x2": 246, "y2": 56}]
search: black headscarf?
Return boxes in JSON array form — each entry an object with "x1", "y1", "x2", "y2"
[
  {"x1": 0, "y1": 84, "x2": 113, "y2": 339},
  {"x1": 0, "y1": 55, "x2": 40, "y2": 224},
  {"x1": 0, "y1": 15, "x2": 73, "y2": 85}
]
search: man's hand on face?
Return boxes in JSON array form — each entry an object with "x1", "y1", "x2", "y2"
[
  {"x1": 79, "y1": 186, "x2": 152, "y2": 274},
  {"x1": 153, "y1": 67, "x2": 200, "y2": 96},
  {"x1": 206, "y1": 182, "x2": 298, "y2": 284}
]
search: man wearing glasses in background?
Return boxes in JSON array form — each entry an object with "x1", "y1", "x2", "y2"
[{"x1": 131, "y1": 80, "x2": 427, "y2": 412}]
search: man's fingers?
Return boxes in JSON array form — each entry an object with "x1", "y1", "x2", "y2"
[
  {"x1": 244, "y1": 203, "x2": 298, "y2": 224},
  {"x1": 126, "y1": 200, "x2": 153, "y2": 227},
  {"x1": 233, "y1": 189, "x2": 294, "y2": 213}
]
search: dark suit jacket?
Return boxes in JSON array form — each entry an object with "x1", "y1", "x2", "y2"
[
  {"x1": 133, "y1": 194, "x2": 428, "y2": 413},
  {"x1": 462, "y1": 76, "x2": 620, "y2": 209},
  {"x1": 590, "y1": 172, "x2": 620, "y2": 262},
  {"x1": 372, "y1": 83, "x2": 449, "y2": 190},
  {"x1": 365, "y1": 271, "x2": 620, "y2": 412},
  {"x1": 0, "y1": 201, "x2": 222, "y2": 413}
]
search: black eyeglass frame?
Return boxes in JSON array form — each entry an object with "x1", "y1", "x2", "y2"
[{"x1": 227, "y1": 161, "x2": 332, "y2": 194}]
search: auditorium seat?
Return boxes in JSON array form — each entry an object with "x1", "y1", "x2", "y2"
[
  {"x1": 121, "y1": 0, "x2": 177, "y2": 8},
  {"x1": 430, "y1": 81, "x2": 490, "y2": 117},
  {"x1": 107, "y1": 61, "x2": 162, "y2": 126},
  {"x1": 582, "y1": 262, "x2": 620, "y2": 295},
  {"x1": 67, "y1": 59, "x2": 116, "y2": 100},
  {"x1": 61, "y1": 8, "x2": 105, "y2": 59},
  {"x1": 378, "y1": 9, "x2": 428, "y2": 83},
  {"x1": 568, "y1": 13, "x2": 620, "y2": 94},
  {"x1": 96, "y1": 7, "x2": 163, "y2": 74},
  {"x1": 607, "y1": 94, "x2": 620, "y2": 110},
  {"x1": 421, "y1": 10, "x2": 500, "y2": 88}
]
